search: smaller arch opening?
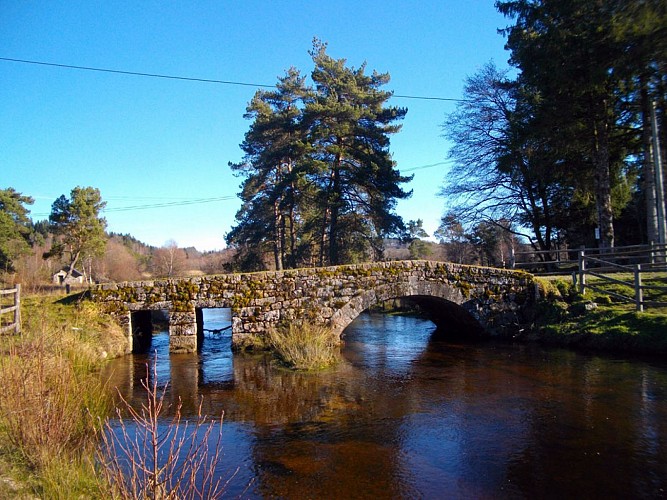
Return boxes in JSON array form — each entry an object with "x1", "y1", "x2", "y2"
[{"x1": 130, "y1": 310, "x2": 157, "y2": 353}]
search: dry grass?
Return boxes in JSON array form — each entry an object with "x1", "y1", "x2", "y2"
[
  {"x1": 268, "y1": 322, "x2": 341, "y2": 370},
  {"x1": 0, "y1": 293, "x2": 235, "y2": 497},
  {"x1": 0, "y1": 294, "x2": 115, "y2": 497},
  {"x1": 0, "y1": 343, "x2": 108, "y2": 470}
]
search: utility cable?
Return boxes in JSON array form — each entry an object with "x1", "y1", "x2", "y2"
[{"x1": 0, "y1": 56, "x2": 469, "y2": 102}]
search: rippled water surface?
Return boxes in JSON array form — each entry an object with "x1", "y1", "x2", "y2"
[{"x1": 103, "y1": 310, "x2": 667, "y2": 498}]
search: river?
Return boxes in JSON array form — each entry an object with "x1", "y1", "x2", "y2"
[{"x1": 102, "y1": 309, "x2": 667, "y2": 498}]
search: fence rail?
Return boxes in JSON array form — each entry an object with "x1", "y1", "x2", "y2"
[
  {"x1": 577, "y1": 250, "x2": 667, "y2": 312},
  {"x1": 513, "y1": 242, "x2": 667, "y2": 275},
  {"x1": 0, "y1": 284, "x2": 21, "y2": 334}
]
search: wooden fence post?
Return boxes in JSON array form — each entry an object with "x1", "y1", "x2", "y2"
[
  {"x1": 0, "y1": 285, "x2": 21, "y2": 335},
  {"x1": 649, "y1": 241, "x2": 655, "y2": 265},
  {"x1": 634, "y1": 264, "x2": 643, "y2": 312},
  {"x1": 14, "y1": 284, "x2": 21, "y2": 334},
  {"x1": 578, "y1": 250, "x2": 586, "y2": 294}
]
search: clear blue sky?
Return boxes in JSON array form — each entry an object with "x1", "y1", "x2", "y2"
[{"x1": 2, "y1": 1, "x2": 511, "y2": 251}]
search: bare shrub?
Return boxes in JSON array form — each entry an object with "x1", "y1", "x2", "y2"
[{"x1": 97, "y1": 362, "x2": 231, "y2": 499}]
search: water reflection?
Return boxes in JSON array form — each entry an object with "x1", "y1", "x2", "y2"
[{"x1": 102, "y1": 310, "x2": 667, "y2": 498}]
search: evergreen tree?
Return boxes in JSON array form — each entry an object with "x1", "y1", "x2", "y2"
[
  {"x1": 0, "y1": 188, "x2": 34, "y2": 274},
  {"x1": 46, "y1": 186, "x2": 107, "y2": 280},
  {"x1": 227, "y1": 68, "x2": 311, "y2": 270},
  {"x1": 405, "y1": 219, "x2": 431, "y2": 260},
  {"x1": 496, "y1": 0, "x2": 637, "y2": 249},
  {"x1": 305, "y1": 39, "x2": 411, "y2": 265},
  {"x1": 228, "y1": 41, "x2": 411, "y2": 270},
  {"x1": 607, "y1": 0, "x2": 667, "y2": 243}
]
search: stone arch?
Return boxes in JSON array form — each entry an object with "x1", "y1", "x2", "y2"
[{"x1": 329, "y1": 279, "x2": 484, "y2": 338}]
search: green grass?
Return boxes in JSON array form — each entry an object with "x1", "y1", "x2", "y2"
[
  {"x1": 580, "y1": 271, "x2": 667, "y2": 305},
  {"x1": 532, "y1": 276, "x2": 667, "y2": 354}
]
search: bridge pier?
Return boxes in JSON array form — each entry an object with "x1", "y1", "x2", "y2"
[{"x1": 168, "y1": 309, "x2": 200, "y2": 353}]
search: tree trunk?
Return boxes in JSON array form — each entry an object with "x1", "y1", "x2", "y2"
[
  {"x1": 592, "y1": 105, "x2": 615, "y2": 250},
  {"x1": 328, "y1": 152, "x2": 343, "y2": 265},
  {"x1": 642, "y1": 76, "x2": 659, "y2": 243},
  {"x1": 66, "y1": 250, "x2": 81, "y2": 280},
  {"x1": 318, "y1": 207, "x2": 329, "y2": 267},
  {"x1": 273, "y1": 200, "x2": 283, "y2": 271},
  {"x1": 288, "y1": 205, "x2": 296, "y2": 268}
]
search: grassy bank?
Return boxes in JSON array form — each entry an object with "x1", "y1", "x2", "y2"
[
  {"x1": 527, "y1": 276, "x2": 667, "y2": 355},
  {"x1": 0, "y1": 293, "x2": 128, "y2": 498}
]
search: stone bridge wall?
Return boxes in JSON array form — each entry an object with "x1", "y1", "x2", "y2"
[{"x1": 91, "y1": 260, "x2": 537, "y2": 353}]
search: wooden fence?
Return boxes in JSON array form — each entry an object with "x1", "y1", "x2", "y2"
[
  {"x1": 578, "y1": 250, "x2": 667, "y2": 312},
  {"x1": 0, "y1": 284, "x2": 21, "y2": 334},
  {"x1": 513, "y1": 243, "x2": 667, "y2": 311},
  {"x1": 513, "y1": 242, "x2": 667, "y2": 275}
]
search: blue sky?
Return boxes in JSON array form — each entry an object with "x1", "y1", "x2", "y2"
[{"x1": 2, "y1": 1, "x2": 512, "y2": 251}]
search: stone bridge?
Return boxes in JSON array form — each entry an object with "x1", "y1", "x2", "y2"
[{"x1": 91, "y1": 260, "x2": 538, "y2": 353}]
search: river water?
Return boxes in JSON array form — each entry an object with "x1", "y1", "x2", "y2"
[{"x1": 102, "y1": 309, "x2": 667, "y2": 498}]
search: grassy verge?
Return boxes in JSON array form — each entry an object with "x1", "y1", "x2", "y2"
[
  {"x1": 529, "y1": 276, "x2": 667, "y2": 354},
  {"x1": 268, "y1": 322, "x2": 341, "y2": 370},
  {"x1": 0, "y1": 293, "x2": 128, "y2": 498}
]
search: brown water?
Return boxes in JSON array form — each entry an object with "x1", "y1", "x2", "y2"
[{"x1": 103, "y1": 310, "x2": 667, "y2": 498}]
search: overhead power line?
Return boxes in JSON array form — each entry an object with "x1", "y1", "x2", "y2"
[
  {"x1": 30, "y1": 195, "x2": 237, "y2": 218},
  {"x1": 103, "y1": 196, "x2": 237, "y2": 212},
  {"x1": 403, "y1": 160, "x2": 453, "y2": 172},
  {"x1": 30, "y1": 160, "x2": 448, "y2": 217},
  {"x1": 0, "y1": 57, "x2": 275, "y2": 89},
  {"x1": 0, "y1": 56, "x2": 468, "y2": 102}
]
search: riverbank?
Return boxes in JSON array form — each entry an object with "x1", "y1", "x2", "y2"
[
  {"x1": 522, "y1": 277, "x2": 667, "y2": 355},
  {"x1": 0, "y1": 293, "x2": 128, "y2": 498}
]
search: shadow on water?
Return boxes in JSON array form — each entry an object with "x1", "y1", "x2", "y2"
[{"x1": 102, "y1": 311, "x2": 667, "y2": 498}]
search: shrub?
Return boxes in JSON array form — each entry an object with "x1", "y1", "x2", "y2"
[{"x1": 96, "y1": 361, "x2": 230, "y2": 499}]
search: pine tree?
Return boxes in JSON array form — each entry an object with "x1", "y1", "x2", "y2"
[
  {"x1": 305, "y1": 39, "x2": 411, "y2": 265},
  {"x1": 228, "y1": 42, "x2": 411, "y2": 270},
  {"x1": 227, "y1": 69, "x2": 311, "y2": 270},
  {"x1": 0, "y1": 188, "x2": 34, "y2": 274},
  {"x1": 46, "y1": 186, "x2": 107, "y2": 280}
]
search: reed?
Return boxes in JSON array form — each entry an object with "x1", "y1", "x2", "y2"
[
  {"x1": 268, "y1": 321, "x2": 340, "y2": 370},
  {"x1": 96, "y1": 361, "x2": 230, "y2": 499}
]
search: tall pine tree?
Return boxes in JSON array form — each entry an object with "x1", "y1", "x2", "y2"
[
  {"x1": 227, "y1": 69, "x2": 310, "y2": 270},
  {"x1": 228, "y1": 42, "x2": 411, "y2": 270},
  {"x1": 305, "y1": 40, "x2": 411, "y2": 265}
]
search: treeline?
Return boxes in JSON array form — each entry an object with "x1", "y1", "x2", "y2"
[
  {"x1": 225, "y1": 39, "x2": 412, "y2": 271},
  {"x1": 0, "y1": 187, "x2": 233, "y2": 290},
  {"x1": 441, "y1": 0, "x2": 666, "y2": 260}
]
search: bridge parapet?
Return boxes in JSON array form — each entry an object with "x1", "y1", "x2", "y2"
[{"x1": 92, "y1": 260, "x2": 537, "y2": 353}]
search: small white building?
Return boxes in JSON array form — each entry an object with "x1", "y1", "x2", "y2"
[{"x1": 53, "y1": 267, "x2": 85, "y2": 286}]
